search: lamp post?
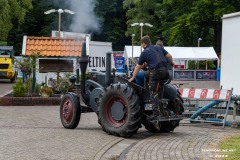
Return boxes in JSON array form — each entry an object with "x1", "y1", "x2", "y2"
[
  {"x1": 198, "y1": 38, "x2": 202, "y2": 47},
  {"x1": 131, "y1": 22, "x2": 153, "y2": 53},
  {"x1": 197, "y1": 38, "x2": 202, "y2": 69},
  {"x1": 44, "y1": 9, "x2": 74, "y2": 85},
  {"x1": 131, "y1": 34, "x2": 135, "y2": 71},
  {"x1": 198, "y1": 38, "x2": 207, "y2": 70},
  {"x1": 44, "y1": 9, "x2": 75, "y2": 37}
]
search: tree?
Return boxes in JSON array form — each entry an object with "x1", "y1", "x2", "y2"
[
  {"x1": 7, "y1": 0, "x2": 72, "y2": 53},
  {"x1": 166, "y1": 0, "x2": 240, "y2": 52},
  {"x1": 123, "y1": 0, "x2": 159, "y2": 43},
  {"x1": 94, "y1": 0, "x2": 130, "y2": 51},
  {"x1": 124, "y1": 0, "x2": 240, "y2": 53},
  {"x1": 0, "y1": 0, "x2": 32, "y2": 41}
]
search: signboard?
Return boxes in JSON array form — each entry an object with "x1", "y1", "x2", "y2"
[
  {"x1": 113, "y1": 51, "x2": 123, "y2": 60},
  {"x1": 115, "y1": 57, "x2": 124, "y2": 68},
  {"x1": 88, "y1": 41, "x2": 113, "y2": 72},
  {"x1": 173, "y1": 70, "x2": 217, "y2": 80},
  {"x1": 196, "y1": 71, "x2": 216, "y2": 80},
  {"x1": 39, "y1": 59, "x2": 73, "y2": 73},
  {"x1": 174, "y1": 65, "x2": 184, "y2": 69},
  {"x1": 174, "y1": 70, "x2": 194, "y2": 80}
]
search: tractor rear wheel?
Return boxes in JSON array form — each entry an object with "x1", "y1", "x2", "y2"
[
  {"x1": 160, "y1": 94, "x2": 184, "y2": 132},
  {"x1": 99, "y1": 83, "x2": 141, "y2": 138},
  {"x1": 60, "y1": 93, "x2": 81, "y2": 129}
]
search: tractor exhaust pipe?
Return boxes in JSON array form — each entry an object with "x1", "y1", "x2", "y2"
[
  {"x1": 79, "y1": 41, "x2": 89, "y2": 104},
  {"x1": 105, "y1": 52, "x2": 112, "y2": 86}
]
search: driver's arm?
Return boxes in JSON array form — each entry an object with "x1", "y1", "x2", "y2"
[
  {"x1": 165, "y1": 53, "x2": 174, "y2": 66},
  {"x1": 128, "y1": 64, "x2": 142, "y2": 82}
]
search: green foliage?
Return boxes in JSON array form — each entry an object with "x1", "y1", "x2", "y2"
[
  {"x1": 4, "y1": 0, "x2": 240, "y2": 53},
  {"x1": 0, "y1": 41, "x2": 7, "y2": 45},
  {"x1": 12, "y1": 79, "x2": 26, "y2": 97},
  {"x1": 35, "y1": 83, "x2": 41, "y2": 94},
  {"x1": 40, "y1": 86, "x2": 54, "y2": 97},
  {"x1": 14, "y1": 52, "x2": 40, "y2": 94},
  {"x1": 7, "y1": 0, "x2": 70, "y2": 53},
  {"x1": 188, "y1": 60, "x2": 216, "y2": 70},
  {"x1": 124, "y1": 0, "x2": 158, "y2": 43},
  {"x1": 94, "y1": 0, "x2": 130, "y2": 50},
  {"x1": 25, "y1": 78, "x2": 32, "y2": 94},
  {"x1": 58, "y1": 80, "x2": 73, "y2": 93},
  {"x1": 58, "y1": 72, "x2": 75, "y2": 93},
  {"x1": 124, "y1": 0, "x2": 240, "y2": 53},
  {"x1": 0, "y1": 0, "x2": 32, "y2": 41},
  {"x1": 15, "y1": 52, "x2": 40, "y2": 78}
]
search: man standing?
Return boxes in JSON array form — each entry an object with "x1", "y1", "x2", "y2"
[
  {"x1": 155, "y1": 40, "x2": 174, "y2": 81},
  {"x1": 128, "y1": 36, "x2": 169, "y2": 120}
]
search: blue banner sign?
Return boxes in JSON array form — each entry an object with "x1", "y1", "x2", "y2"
[{"x1": 115, "y1": 57, "x2": 124, "y2": 68}]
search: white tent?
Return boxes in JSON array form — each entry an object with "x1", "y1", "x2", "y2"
[
  {"x1": 124, "y1": 46, "x2": 219, "y2": 69},
  {"x1": 124, "y1": 46, "x2": 218, "y2": 60}
]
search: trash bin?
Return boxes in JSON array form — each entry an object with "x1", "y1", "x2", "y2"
[{"x1": 216, "y1": 68, "x2": 221, "y2": 81}]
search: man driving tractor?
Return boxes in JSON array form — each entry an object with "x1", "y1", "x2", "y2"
[{"x1": 128, "y1": 36, "x2": 174, "y2": 122}]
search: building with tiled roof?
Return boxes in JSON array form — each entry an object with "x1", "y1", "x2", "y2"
[
  {"x1": 21, "y1": 36, "x2": 113, "y2": 85},
  {"x1": 22, "y1": 36, "x2": 82, "y2": 57}
]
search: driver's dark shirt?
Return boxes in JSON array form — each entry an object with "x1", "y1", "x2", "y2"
[{"x1": 138, "y1": 44, "x2": 167, "y2": 70}]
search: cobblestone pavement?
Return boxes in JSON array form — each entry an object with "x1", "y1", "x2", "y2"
[
  {"x1": 0, "y1": 105, "x2": 239, "y2": 160},
  {"x1": 1, "y1": 80, "x2": 240, "y2": 160}
]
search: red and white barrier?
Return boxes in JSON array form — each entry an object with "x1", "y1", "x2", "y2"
[{"x1": 179, "y1": 88, "x2": 231, "y2": 100}]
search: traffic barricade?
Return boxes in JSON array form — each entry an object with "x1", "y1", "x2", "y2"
[{"x1": 179, "y1": 88, "x2": 234, "y2": 128}]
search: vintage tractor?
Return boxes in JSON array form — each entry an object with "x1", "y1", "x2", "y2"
[{"x1": 60, "y1": 42, "x2": 184, "y2": 137}]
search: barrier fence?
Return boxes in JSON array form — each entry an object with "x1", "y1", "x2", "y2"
[
  {"x1": 173, "y1": 69, "x2": 217, "y2": 80},
  {"x1": 179, "y1": 88, "x2": 237, "y2": 128}
]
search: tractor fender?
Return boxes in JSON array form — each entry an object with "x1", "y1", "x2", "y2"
[
  {"x1": 89, "y1": 87, "x2": 105, "y2": 113},
  {"x1": 163, "y1": 84, "x2": 177, "y2": 101},
  {"x1": 85, "y1": 79, "x2": 103, "y2": 95}
]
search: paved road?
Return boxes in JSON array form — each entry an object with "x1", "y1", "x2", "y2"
[
  {"x1": 0, "y1": 105, "x2": 239, "y2": 160},
  {"x1": 1, "y1": 80, "x2": 239, "y2": 160},
  {"x1": 0, "y1": 79, "x2": 13, "y2": 96}
]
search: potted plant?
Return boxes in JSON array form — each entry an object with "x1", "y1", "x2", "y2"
[{"x1": 40, "y1": 86, "x2": 54, "y2": 97}]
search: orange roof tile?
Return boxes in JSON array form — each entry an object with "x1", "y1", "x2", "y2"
[{"x1": 25, "y1": 36, "x2": 82, "y2": 57}]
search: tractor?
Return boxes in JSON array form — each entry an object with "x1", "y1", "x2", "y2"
[{"x1": 60, "y1": 42, "x2": 184, "y2": 138}]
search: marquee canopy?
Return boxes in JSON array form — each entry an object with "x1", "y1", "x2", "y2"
[{"x1": 124, "y1": 46, "x2": 219, "y2": 61}]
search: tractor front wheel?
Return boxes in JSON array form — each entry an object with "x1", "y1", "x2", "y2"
[{"x1": 60, "y1": 93, "x2": 81, "y2": 129}]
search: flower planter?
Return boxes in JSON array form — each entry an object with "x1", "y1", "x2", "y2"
[{"x1": 0, "y1": 93, "x2": 61, "y2": 106}]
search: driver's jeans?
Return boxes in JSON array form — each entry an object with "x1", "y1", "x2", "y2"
[{"x1": 148, "y1": 68, "x2": 169, "y2": 114}]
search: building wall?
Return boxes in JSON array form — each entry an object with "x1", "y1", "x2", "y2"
[{"x1": 221, "y1": 12, "x2": 240, "y2": 94}]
